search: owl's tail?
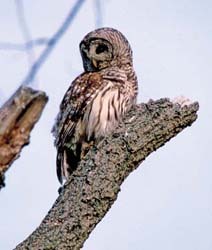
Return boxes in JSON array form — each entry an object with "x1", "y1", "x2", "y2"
[
  {"x1": 56, "y1": 149, "x2": 64, "y2": 184},
  {"x1": 56, "y1": 146, "x2": 81, "y2": 184}
]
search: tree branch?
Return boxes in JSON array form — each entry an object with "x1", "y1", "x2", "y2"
[
  {"x1": 21, "y1": 0, "x2": 85, "y2": 86},
  {"x1": 0, "y1": 0, "x2": 85, "y2": 188},
  {"x1": 0, "y1": 38, "x2": 49, "y2": 51},
  {"x1": 93, "y1": 0, "x2": 103, "y2": 28},
  {"x1": 15, "y1": 0, "x2": 36, "y2": 67},
  {"x1": 15, "y1": 98, "x2": 199, "y2": 250},
  {"x1": 0, "y1": 86, "x2": 48, "y2": 189}
]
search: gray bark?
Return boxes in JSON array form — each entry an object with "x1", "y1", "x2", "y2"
[{"x1": 15, "y1": 98, "x2": 199, "y2": 250}]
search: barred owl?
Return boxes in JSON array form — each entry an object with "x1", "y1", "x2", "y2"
[{"x1": 52, "y1": 27, "x2": 138, "y2": 184}]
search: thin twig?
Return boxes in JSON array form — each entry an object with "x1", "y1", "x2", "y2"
[
  {"x1": 0, "y1": 38, "x2": 49, "y2": 51},
  {"x1": 21, "y1": 0, "x2": 86, "y2": 86},
  {"x1": 94, "y1": 0, "x2": 103, "y2": 28},
  {"x1": 15, "y1": 0, "x2": 36, "y2": 67}
]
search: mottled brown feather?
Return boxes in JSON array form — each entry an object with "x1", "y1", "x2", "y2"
[{"x1": 52, "y1": 28, "x2": 138, "y2": 183}]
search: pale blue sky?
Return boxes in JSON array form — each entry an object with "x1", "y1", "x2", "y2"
[{"x1": 0, "y1": 1, "x2": 211, "y2": 249}]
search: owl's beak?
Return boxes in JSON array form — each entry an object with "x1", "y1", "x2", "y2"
[{"x1": 92, "y1": 59, "x2": 98, "y2": 68}]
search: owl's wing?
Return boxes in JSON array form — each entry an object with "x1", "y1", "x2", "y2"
[
  {"x1": 53, "y1": 68, "x2": 127, "y2": 147},
  {"x1": 53, "y1": 73, "x2": 100, "y2": 143},
  {"x1": 53, "y1": 69, "x2": 128, "y2": 183},
  {"x1": 52, "y1": 72, "x2": 104, "y2": 183}
]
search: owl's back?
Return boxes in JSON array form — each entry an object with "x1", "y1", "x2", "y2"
[{"x1": 53, "y1": 28, "x2": 138, "y2": 184}]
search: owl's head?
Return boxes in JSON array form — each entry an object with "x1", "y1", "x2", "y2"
[{"x1": 80, "y1": 27, "x2": 133, "y2": 72}]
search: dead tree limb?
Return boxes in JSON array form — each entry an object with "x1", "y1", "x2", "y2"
[
  {"x1": 15, "y1": 98, "x2": 199, "y2": 250},
  {"x1": 0, "y1": 86, "x2": 48, "y2": 189},
  {"x1": 0, "y1": 0, "x2": 85, "y2": 189}
]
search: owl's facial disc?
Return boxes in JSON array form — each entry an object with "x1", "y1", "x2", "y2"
[{"x1": 80, "y1": 38, "x2": 113, "y2": 71}]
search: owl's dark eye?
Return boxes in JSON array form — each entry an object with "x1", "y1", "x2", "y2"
[{"x1": 96, "y1": 44, "x2": 108, "y2": 54}]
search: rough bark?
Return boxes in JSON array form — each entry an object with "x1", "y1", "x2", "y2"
[
  {"x1": 0, "y1": 86, "x2": 48, "y2": 189},
  {"x1": 15, "y1": 98, "x2": 198, "y2": 250}
]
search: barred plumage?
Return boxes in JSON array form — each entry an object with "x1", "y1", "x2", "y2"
[{"x1": 52, "y1": 28, "x2": 138, "y2": 184}]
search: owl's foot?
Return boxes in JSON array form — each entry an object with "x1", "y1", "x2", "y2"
[{"x1": 80, "y1": 141, "x2": 94, "y2": 158}]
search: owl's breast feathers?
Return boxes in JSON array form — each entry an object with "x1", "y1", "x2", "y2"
[{"x1": 53, "y1": 67, "x2": 137, "y2": 183}]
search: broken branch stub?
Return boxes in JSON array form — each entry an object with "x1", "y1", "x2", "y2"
[{"x1": 0, "y1": 86, "x2": 48, "y2": 189}]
